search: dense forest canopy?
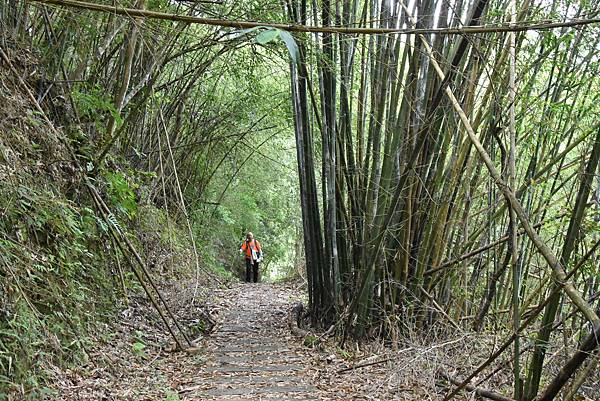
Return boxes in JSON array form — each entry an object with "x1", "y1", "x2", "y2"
[{"x1": 1, "y1": 0, "x2": 600, "y2": 399}]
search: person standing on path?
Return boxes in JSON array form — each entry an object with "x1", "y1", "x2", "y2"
[{"x1": 239, "y1": 232, "x2": 262, "y2": 283}]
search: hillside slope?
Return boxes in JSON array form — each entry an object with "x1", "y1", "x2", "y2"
[{"x1": 0, "y1": 37, "x2": 210, "y2": 400}]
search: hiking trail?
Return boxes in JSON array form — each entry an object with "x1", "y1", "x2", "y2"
[
  {"x1": 52, "y1": 282, "x2": 404, "y2": 400},
  {"x1": 187, "y1": 283, "x2": 319, "y2": 400}
]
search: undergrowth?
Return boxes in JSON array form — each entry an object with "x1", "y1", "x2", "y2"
[
  {"x1": 0, "y1": 40, "x2": 210, "y2": 400},
  {"x1": 0, "y1": 180, "x2": 114, "y2": 398}
]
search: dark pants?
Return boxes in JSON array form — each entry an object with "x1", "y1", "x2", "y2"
[{"x1": 245, "y1": 259, "x2": 259, "y2": 283}]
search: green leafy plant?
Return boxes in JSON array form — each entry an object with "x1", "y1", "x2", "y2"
[
  {"x1": 131, "y1": 341, "x2": 147, "y2": 359},
  {"x1": 72, "y1": 86, "x2": 122, "y2": 130},
  {"x1": 105, "y1": 171, "x2": 138, "y2": 219},
  {"x1": 303, "y1": 334, "x2": 318, "y2": 348},
  {"x1": 163, "y1": 389, "x2": 181, "y2": 401}
]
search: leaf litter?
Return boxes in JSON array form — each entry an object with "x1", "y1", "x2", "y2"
[{"x1": 49, "y1": 279, "x2": 599, "y2": 400}]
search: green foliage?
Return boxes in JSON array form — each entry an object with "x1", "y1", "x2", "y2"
[
  {"x1": 163, "y1": 389, "x2": 181, "y2": 401},
  {"x1": 131, "y1": 342, "x2": 147, "y2": 359},
  {"x1": 207, "y1": 259, "x2": 235, "y2": 280},
  {"x1": 336, "y1": 346, "x2": 352, "y2": 360},
  {"x1": 136, "y1": 204, "x2": 197, "y2": 276},
  {"x1": 170, "y1": 42, "x2": 303, "y2": 281},
  {"x1": 303, "y1": 334, "x2": 318, "y2": 347},
  {"x1": 104, "y1": 170, "x2": 138, "y2": 219},
  {"x1": 196, "y1": 144, "x2": 302, "y2": 281},
  {"x1": 0, "y1": 175, "x2": 117, "y2": 397},
  {"x1": 278, "y1": 31, "x2": 300, "y2": 64},
  {"x1": 72, "y1": 86, "x2": 122, "y2": 131},
  {"x1": 255, "y1": 29, "x2": 279, "y2": 45},
  {"x1": 0, "y1": 165, "x2": 198, "y2": 398},
  {"x1": 237, "y1": 26, "x2": 300, "y2": 64}
]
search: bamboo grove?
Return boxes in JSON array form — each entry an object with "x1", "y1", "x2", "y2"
[
  {"x1": 285, "y1": 0, "x2": 599, "y2": 399},
  {"x1": 1, "y1": 0, "x2": 599, "y2": 399},
  {"x1": 1, "y1": 0, "x2": 303, "y2": 261}
]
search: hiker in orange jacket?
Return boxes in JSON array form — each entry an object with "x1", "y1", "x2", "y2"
[{"x1": 239, "y1": 232, "x2": 262, "y2": 283}]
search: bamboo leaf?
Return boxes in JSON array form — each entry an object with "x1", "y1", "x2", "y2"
[
  {"x1": 231, "y1": 26, "x2": 260, "y2": 39},
  {"x1": 255, "y1": 29, "x2": 279, "y2": 45},
  {"x1": 278, "y1": 30, "x2": 299, "y2": 65}
]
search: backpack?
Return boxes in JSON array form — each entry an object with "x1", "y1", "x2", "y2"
[{"x1": 249, "y1": 239, "x2": 262, "y2": 262}]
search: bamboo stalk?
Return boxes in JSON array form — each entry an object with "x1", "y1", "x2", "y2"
[
  {"x1": 103, "y1": 0, "x2": 145, "y2": 147},
  {"x1": 438, "y1": 371, "x2": 515, "y2": 401},
  {"x1": 507, "y1": 2, "x2": 521, "y2": 397},
  {"x1": 420, "y1": 35, "x2": 600, "y2": 329},
  {"x1": 537, "y1": 322, "x2": 600, "y2": 401}
]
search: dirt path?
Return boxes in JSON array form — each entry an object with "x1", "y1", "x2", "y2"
[
  {"x1": 51, "y1": 280, "x2": 600, "y2": 400},
  {"x1": 184, "y1": 283, "x2": 318, "y2": 400},
  {"x1": 171, "y1": 283, "x2": 446, "y2": 401},
  {"x1": 53, "y1": 282, "x2": 400, "y2": 401}
]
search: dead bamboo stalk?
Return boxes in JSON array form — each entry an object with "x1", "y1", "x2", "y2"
[
  {"x1": 417, "y1": 285, "x2": 461, "y2": 330},
  {"x1": 337, "y1": 358, "x2": 393, "y2": 374},
  {"x1": 90, "y1": 191, "x2": 186, "y2": 351},
  {"x1": 89, "y1": 186, "x2": 193, "y2": 347},
  {"x1": 438, "y1": 371, "x2": 515, "y2": 401},
  {"x1": 537, "y1": 321, "x2": 600, "y2": 401},
  {"x1": 563, "y1": 354, "x2": 598, "y2": 401},
  {"x1": 111, "y1": 235, "x2": 129, "y2": 303},
  {"x1": 424, "y1": 217, "x2": 564, "y2": 276}
]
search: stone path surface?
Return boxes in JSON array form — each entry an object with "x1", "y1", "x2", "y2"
[
  {"x1": 194, "y1": 283, "x2": 320, "y2": 400},
  {"x1": 51, "y1": 281, "x2": 421, "y2": 401}
]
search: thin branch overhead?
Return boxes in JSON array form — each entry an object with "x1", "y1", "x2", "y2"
[{"x1": 31, "y1": 0, "x2": 600, "y2": 36}]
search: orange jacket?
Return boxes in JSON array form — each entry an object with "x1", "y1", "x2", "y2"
[{"x1": 240, "y1": 239, "x2": 261, "y2": 260}]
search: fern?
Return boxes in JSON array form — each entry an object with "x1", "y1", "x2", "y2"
[{"x1": 106, "y1": 212, "x2": 121, "y2": 232}]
